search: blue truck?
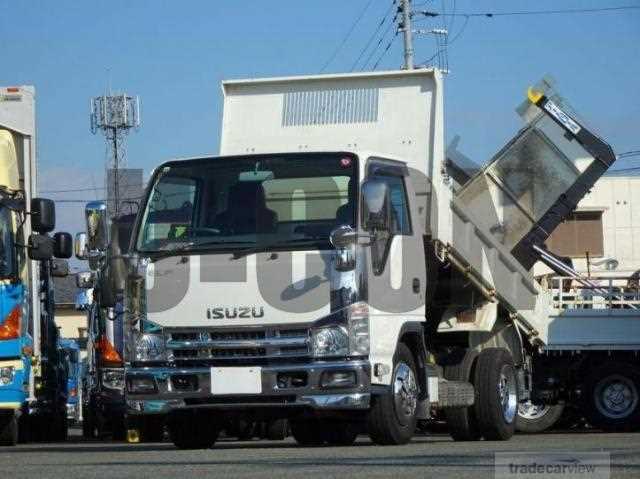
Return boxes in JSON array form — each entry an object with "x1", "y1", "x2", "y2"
[
  {"x1": 0, "y1": 85, "x2": 73, "y2": 445},
  {"x1": 59, "y1": 339, "x2": 81, "y2": 424}
]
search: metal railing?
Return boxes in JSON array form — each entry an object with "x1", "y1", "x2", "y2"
[{"x1": 546, "y1": 275, "x2": 640, "y2": 310}]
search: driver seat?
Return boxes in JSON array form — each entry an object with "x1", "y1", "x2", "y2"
[{"x1": 214, "y1": 182, "x2": 278, "y2": 234}]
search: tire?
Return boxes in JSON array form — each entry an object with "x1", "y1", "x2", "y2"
[
  {"x1": 110, "y1": 414, "x2": 127, "y2": 441},
  {"x1": 265, "y1": 419, "x2": 288, "y2": 441},
  {"x1": 474, "y1": 348, "x2": 518, "y2": 441},
  {"x1": 139, "y1": 417, "x2": 165, "y2": 442},
  {"x1": 443, "y1": 350, "x2": 482, "y2": 441},
  {"x1": 169, "y1": 411, "x2": 219, "y2": 449},
  {"x1": 290, "y1": 419, "x2": 326, "y2": 446},
  {"x1": 0, "y1": 414, "x2": 18, "y2": 446},
  {"x1": 52, "y1": 413, "x2": 68, "y2": 442},
  {"x1": 82, "y1": 405, "x2": 95, "y2": 439},
  {"x1": 516, "y1": 401, "x2": 565, "y2": 433},
  {"x1": 584, "y1": 362, "x2": 640, "y2": 432},
  {"x1": 368, "y1": 343, "x2": 419, "y2": 445}
]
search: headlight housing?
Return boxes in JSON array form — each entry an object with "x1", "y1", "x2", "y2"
[
  {"x1": 101, "y1": 368, "x2": 124, "y2": 390},
  {"x1": 311, "y1": 302, "x2": 369, "y2": 358},
  {"x1": 0, "y1": 366, "x2": 16, "y2": 386},
  {"x1": 311, "y1": 326, "x2": 349, "y2": 357},
  {"x1": 134, "y1": 332, "x2": 166, "y2": 362}
]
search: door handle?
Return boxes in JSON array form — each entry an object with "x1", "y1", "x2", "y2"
[{"x1": 412, "y1": 278, "x2": 420, "y2": 293}]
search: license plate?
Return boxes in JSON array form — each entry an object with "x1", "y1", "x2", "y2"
[{"x1": 210, "y1": 367, "x2": 262, "y2": 395}]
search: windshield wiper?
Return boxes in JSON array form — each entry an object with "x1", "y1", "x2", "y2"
[
  {"x1": 142, "y1": 240, "x2": 255, "y2": 260},
  {"x1": 231, "y1": 238, "x2": 328, "y2": 260}
]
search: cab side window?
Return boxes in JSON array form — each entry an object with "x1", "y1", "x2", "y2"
[{"x1": 383, "y1": 175, "x2": 412, "y2": 235}]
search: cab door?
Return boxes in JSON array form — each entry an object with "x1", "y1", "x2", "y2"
[{"x1": 363, "y1": 158, "x2": 426, "y2": 381}]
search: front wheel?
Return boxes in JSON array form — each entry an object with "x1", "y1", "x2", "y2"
[
  {"x1": 585, "y1": 362, "x2": 640, "y2": 432},
  {"x1": 516, "y1": 401, "x2": 565, "y2": 433},
  {"x1": 368, "y1": 343, "x2": 419, "y2": 445},
  {"x1": 474, "y1": 348, "x2": 518, "y2": 441},
  {"x1": 0, "y1": 414, "x2": 18, "y2": 446},
  {"x1": 82, "y1": 405, "x2": 95, "y2": 439},
  {"x1": 265, "y1": 419, "x2": 288, "y2": 441}
]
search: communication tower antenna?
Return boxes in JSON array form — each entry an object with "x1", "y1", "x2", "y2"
[{"x1": 90, "y1": 91, "x2": 140, "y2": 216}]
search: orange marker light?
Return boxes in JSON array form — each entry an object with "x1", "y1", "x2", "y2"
[
  {"x1": 0, "y1": 306, "x2": 22, "y2": 340},
  {"x1": 97, "y1": 335, "x2": 123, "y2": 365}
]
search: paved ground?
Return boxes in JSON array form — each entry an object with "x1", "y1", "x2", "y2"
[{"x1": 1, "y1": 430, "x2": 638, "y2": 479}]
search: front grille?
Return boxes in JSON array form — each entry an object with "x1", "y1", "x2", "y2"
[{"x1": 166, "y1": 327, "x2": 309, "y2": 361}]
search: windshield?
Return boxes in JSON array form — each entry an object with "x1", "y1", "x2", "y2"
[
  {"x1": 0, "y1": 206, "x2": 16, "y2": 278},
  {"x1": 136, "y1": 153, "x2": 357, "y2": 253}
]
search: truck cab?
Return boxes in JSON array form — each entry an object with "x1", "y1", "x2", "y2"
[{"x1": 0, "y1": 85, "x2": 73, "y2": 445}]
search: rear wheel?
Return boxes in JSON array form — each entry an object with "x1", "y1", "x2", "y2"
[
  {"x1": 368, "y1": 343, "x2": 419, "y2": 445},
  {"x1": 169, "y1": 411, "x2": 219, "y2": 449},
  {"x1": 516, "y1": 401, "x2": 565, "y2": 433},
  {"x1": 474, "y1": 348, "x2": 518, "y2": 441},
  {"x1": 585, "y1": 362, "x2": 640, "y2": 432},
  {"x1": 0, "y1": 414, "x2": 18, "y2": 446},
  {"x1": 443, "y1": 350, "x2": 482, "y2": 441}
]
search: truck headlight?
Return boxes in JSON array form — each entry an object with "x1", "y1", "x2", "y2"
[
  {"x1": 311, "y1": 326, "x2": 349, "y2": 357},
  {"x1": 0, "y1": 366, "x2": 15, "y2": 386},
  {"x1": 311, "y1": 302, "x2": 370, "y2": 358},
  {"x1": 134, "y1": 332, "x2": 166, "y2": 362},
  {"x1": 102, "y1": 368, "x2": 124, "y2": 390}
]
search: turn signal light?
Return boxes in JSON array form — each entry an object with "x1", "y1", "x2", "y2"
[
  {"x1": 0, "y1": 306, "x2": 21, "y2": 340},
  {"x1": 97, "y1": 335, "x2": 123, "y2": 366}
]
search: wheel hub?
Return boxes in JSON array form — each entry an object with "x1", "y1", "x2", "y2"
[
  {"x1": 518, "y1": 400, "x2": 550, "y2": 420},
  {"x1": 393, "y1": 362, "x2": 418, "y2": 426},
  {"x1": 498, "y1": 364, "x2": 518, "y2": 424},
  {"x1": 595, "y1": 374, "x2": 638, "y2": 419}
]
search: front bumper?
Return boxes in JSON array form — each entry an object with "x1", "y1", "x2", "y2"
[{"x1": 125, "y1": 359, "x2": 371, "y2": 415}]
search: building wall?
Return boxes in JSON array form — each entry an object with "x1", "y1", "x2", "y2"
[
  {"x1": 56, "y1": 306, "x2": 87, "y2": 340},
  {"x1": 536, "y1": 176, "x2": 640, "y2": 276},
  {"x1": 571, "y1": 176, "x2": 640, "y2": 274}
]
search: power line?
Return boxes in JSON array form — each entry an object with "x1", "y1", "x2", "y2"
[
  {"x1": 40, "y1": 182, "x2": 141, "y2": 194},
  {"x1": 320, "y1": 0, "x2": 375, "y2": 73},
  {"x1": 362, "y1": 17, "x2": 398, "y2": 70},
  {"x1": 618, "y1": 150, "x2": 640, "y2": 158},
  {"x1": 415, "y1": 5, "x2": 640, "y2": 19},
  {"x1": 351, "y1": 0, "x2": 397, "y2": 72},
  {"x1": 373, "y1": 31, "x2": 400, "y2": 70}
]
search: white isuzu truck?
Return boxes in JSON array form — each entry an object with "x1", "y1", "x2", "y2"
[{"x1": 81, "y1": 69, "x2": 627, "y2": 448}]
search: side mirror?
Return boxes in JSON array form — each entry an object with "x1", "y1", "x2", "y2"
[
  {"x1": 51, "y1": 259, "x2": 69, "y2": 277},
  {"x1": 28, "y1": 234, "x2": 54, "y2": 261},
  {"x1": 74, "y1": 232, "x2": 88, "y2": 260},
  {"x1": 330, "y1": 225, "x2": 358, "y2": 250},
  {"x1": 31, "y1": 198, "x2": 56, "y2": 233},
  {"x1": 85, "y1": 201, "x2": 109, "y2": 253},
  {"x1": 76, "y1": 271, "x2": 95, "y2": 289},
  {"x1": 53, "y1": 232, "x2": 73, "y2": 259},
  {"x1": 361, "y1": 179, "x2": 391, "y2": 232}
]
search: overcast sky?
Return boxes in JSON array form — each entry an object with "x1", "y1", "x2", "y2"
[{"x1": 1, "y1": 0, "x2": 639, "y2": 261}]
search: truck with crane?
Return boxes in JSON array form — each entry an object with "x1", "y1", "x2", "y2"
[
  {"x1": 0, "y1": 85, "x2": 73, "y2": 445},
  {"x1": 82, "y1": 69, "x2": 637, "y2": 448}
]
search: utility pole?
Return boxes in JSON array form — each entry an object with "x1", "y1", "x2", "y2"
[{"x1": 400, "y1": 0, "x2": 414, "y2": 69}]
